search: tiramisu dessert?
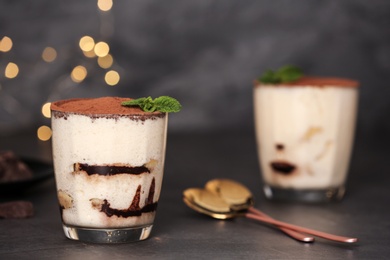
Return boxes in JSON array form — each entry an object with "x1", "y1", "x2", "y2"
[
  {"x1": 51, "y1": 96, "x2": 179, "y2": 242},
  {"x1": 254, "y1": 66, "x2": 358, "y2": 202}
]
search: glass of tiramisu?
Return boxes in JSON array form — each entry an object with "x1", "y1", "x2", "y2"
[
  {"x1": 51, "y1": 96, "x2": 180, "y2": 243},
  {"x1": 253, "y1": 66, "x2": 358, "y2": 202}
]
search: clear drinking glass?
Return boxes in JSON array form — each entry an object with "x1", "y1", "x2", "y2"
[
  {"x1": 254, "y1": 77, "x2": 358, "y2": 202},
  {"x1": 51, "y1": 97, "x2": 168, "y2": 243}
]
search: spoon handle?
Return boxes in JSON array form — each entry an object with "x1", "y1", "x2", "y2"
[
  {"x1": 245, "y1": 212, "x2": 358, "y2": 244},
  {"x1": 248, "y1": 207, "x2": 314, "y2": 243}
]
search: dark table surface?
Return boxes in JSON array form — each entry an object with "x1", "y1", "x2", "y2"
[{"x1": 0, "y1": 131, "x2": 389, "y2": 259}]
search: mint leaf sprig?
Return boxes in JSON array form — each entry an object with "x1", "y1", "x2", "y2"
[
  {"x1": 259, "y1": 65, "x2": 303, "y2": 84},
  {"x1": 121, "y1": 96, "x2": 182, "y2": 113}
]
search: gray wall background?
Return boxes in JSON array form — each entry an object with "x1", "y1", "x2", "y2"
[{"x1": 0, "y1": 0, "x2": 389, "y2": 140}]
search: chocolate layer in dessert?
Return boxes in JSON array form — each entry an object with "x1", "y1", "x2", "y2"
[{"x1": 74, "y1": 163, "x2": 151, "y2": 176}]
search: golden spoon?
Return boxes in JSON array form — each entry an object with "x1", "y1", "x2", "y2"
[
  {"x1": 183, "y1": 188, "x2": 313, "y2": 242},
  {"x1": 183, "y1": 182, "x2": 358, "y2": 244},
  {"x1": 205, "y1": 179, "x2": 314, "y2": 242}
]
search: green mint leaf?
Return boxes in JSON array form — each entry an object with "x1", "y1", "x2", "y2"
[
  {"x1": 259, "y1": 70, "x2": 279, "y2": 84},
  {"x1": 121, "y1": 96, "x2": 182, "y2": 113},
  {"x1": 278, "y1": 65, "x2": 303, "y2": 83},
  {"x1": 258, "y1": 65, "x2": 303, "y2": 84},
  {"x1": 121, "y1": 97, "x2": 146, "y2": 106},
  {"x1": 141, "y1": 96, "x2": 157, "y2": 112},
  {"x1": 121, "y1": 97, "x2": 156, "y2": 112},
  {"x1": 154, "y1": 96, "x2": 182, "y2": 113}
]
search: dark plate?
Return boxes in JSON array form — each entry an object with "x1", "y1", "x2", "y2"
[{"x1": 0, "y1": 158, "x2": 53, "y2": 194}]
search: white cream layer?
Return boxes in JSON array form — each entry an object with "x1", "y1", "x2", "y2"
[
  {"x1": 254, "y1": 85, "x2": 358, "y2": 189},
  {"x1": 51, "y1": 113, "x2": 168, "y2": 228}
]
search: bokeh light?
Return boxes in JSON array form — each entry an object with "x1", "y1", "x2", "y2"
[
  {"x1": 79, "y1": 36, "x2": 95, "y2": 52},
  {"x1": 71, "y1": 65, "x2": 87, "y2": 83},
  {"x1": 41, "y1": 102, "x2": 51, "y2": 118},
  {"x1": 97, "y1": 0, "x2": 113, "y2": 11},
  {"x1": 0, "y1": 36, "x2": 13, "y2": 52},
  {"x1": 37, "y1": 125, "x2": 52, "y2": 141},
  {"x1": 97, "y1": 54, "x2": 113, "y2": 69},
  {"x1": 83, "y1": 50, "x2": 96, "y2": 58},
  {"x1": 105, "y1": 70, "x2": 120, "y2": 86},
  {"x1": 94, "y1": 42, "x2": 110, "y2": 57},
  {"x1": 5, "y1": 62, "x2": 19, "y2": 78},
  {"x1": 42, "y1": 47, "x2": 57, "y2": 62}
]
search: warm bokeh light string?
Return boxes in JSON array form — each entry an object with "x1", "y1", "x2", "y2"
[
  {"x1": 94, "y1": 41, "x2": 110, "y2": 57},
  {"x1": 42, "y1": 47, "x2": 57, "y2": 63},
  {"x1": 70, "y1": 65, "x2": 88, "y2": 83},
  {"x1": 35, "y1": 0, "x2": 121, "y2": 141},
  {"x1": 41, "y1": 102, "x2": 51, "y2": 118},
  {"x1": 0, "y1": 35, "x2": 22, "y2": 132},
  {"x1": 1, "y1": 36, "x2": 19, "y2": 79},
  {"x1": 105, "y1": 70, "x2": 120, "y2": 86},
  {"x1": 0, "y1": 36, "x2": 13, "y2": 52},
  {"x1": 97, "y1": 0, "x2": 113, "y2": 12},
  {"x1": 79, "y1": 36, "x2": 95, "y2": 52},
  {"x1": 98, "y1": 54, "x2": 113, "y2": 69},
  {"x1": 37, "y1": 125, "x2": 52, "y2": 141},
  {"x1": 5, "y1": 62, "x2": 19, "y2": 79}
]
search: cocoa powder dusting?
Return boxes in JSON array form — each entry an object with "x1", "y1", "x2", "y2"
[
  {"x1": 51, "y1": 97, "x2": 165, "y2": 120},
  {"x1": 254, "y1": 76, "x2": 359, "y2": 88}
]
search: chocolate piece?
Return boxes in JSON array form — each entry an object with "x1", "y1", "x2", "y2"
[
  {"x1": 128, "y1": 185, "x2": 142, "y2": 212},
  {"x1": 270, "y1": 161, "x2": 296, "y2": 175},
  {"x1": 93, "y1": 178, "x2": 158, "y2": 218},
  {"x1": 0, "y1": 201, "x2": 34, "y2": 219},
  {"x1": 0, "y1": 151, "x2": 33, "y2": 183},
  {"x1": 146, "y1": 178, "x2": 155, "y2": 205},
  {"x1": 74, "y1": 163, "x2": 150, "y2": 176},
  {"x1": 275, "y1": 144, "x2": 285, "y2": 151}
]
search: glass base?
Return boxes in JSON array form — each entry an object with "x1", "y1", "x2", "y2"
[
  {"x1": 62, "y1": 224, "x2": 153, "y2": 243},
  {"x1": 263, "y1": 185, "x2": 346, "y2": 203}
]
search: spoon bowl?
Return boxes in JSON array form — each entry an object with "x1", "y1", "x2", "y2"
[
  {"x1": 183, "y1": 188, "x2": 236, "y2": 219},
  {"x1": 205, "y1": 179, "x2": 254, "y2": 211}
]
